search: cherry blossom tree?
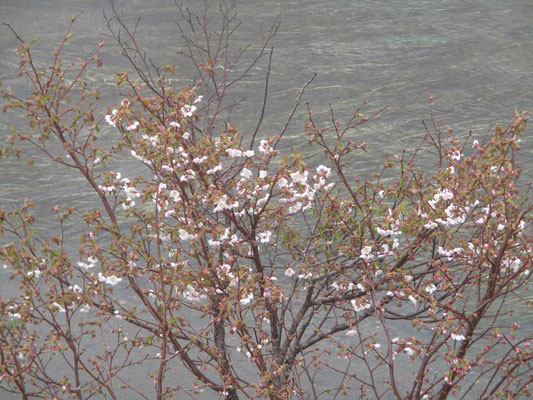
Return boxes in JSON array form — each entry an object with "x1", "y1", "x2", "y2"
[{"x1": 1, "y1": 2, "x2": 532, "y2": 399}]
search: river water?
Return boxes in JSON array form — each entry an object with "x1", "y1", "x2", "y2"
[
  {"x1": 1, "y1": 0, "x2": 532, "y2": 398},
  {"x1": 1, "y1": 0, "x2": 533, "y2": 220}
]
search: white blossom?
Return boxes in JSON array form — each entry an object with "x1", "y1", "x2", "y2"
[
  {"x1": 316, "y1": 165, "x2": 331, "y2": 176},
  {"x1": 207, "y1": 164, "x2": 222, "y2": 174},
  {"x1": 131, "y1": 150, "x2": 145, "y2": 162},
  {"x1": 98, "y1": 273, "x2": 122, "y2": 286},
  {"x1": 360, "y1": 245, "x2": 373, "y2": 260},
  {"x1": 298, "y1": 272, "x2": 313, "y2": 280},
  {"x1": 126, "y1": 121, "x2": 139, "y2": 131},
  {"x1": 213, "y1": 195, "x2": 238, "y2": 213},
  {"x1": 240, "y1": 292, "x2": 254, "y2": 305},
  {"x1": 181, "y1": 285, "x2": 207, "y2": 302},
  {"x1": 288, "y1": 202, "x2": 302, "y2": 214},
  {"x1": 179, "y1": 229, "x2": 197, "y2": 241},
  {"x1": 52, "y1": 302, "x2": 66, "y2": 313},
  {"x1": 169, "y1": 190, "x2": 181, "y2": 202},
  {"x1": 105, "y1": 109, "x2": 118, "y2": 127},
  {"x1": 285, "y1": 267, "x2": 296, "y2": 277},
  {"x1": 77, "y1": 257, "x2": 97, "y2": 270},
  {"x1": 450, "y1": 150, "x2": 462, "y2": 161},
  {"x1": 351, "y1": 299, "x2": 372, "y2": 313},
  {"x1": 257, "y1": 231, "x2": 272, "y2": 243},
  {"x1": 277, "y1": 178, "x2": 288, "y2": 188},
  {"x1": 122, "y1": 200, "x2": 135, "y2": 210},
  {"x1": 27, "y1": 269, "x2": 41, "y2": 278},
  {"x1": 181, "y1": 104, "x2": 197, "y2": 117},
  {"x1": 193, "y1": 156, "x2": 208, "y2": 164},
  {"x1": 226, "y1": 149, "x2": 243, "y2": 158},
  {"x1": 441, "y1": 189, "x2": 454, "y2": 201},
  {"x1": 424, "y1": 221, "x2": 438, "y2": 230},
  {"x1": 451, "y1": 333, "x2": 466, "y2": 341},
  {"x1": 425, "y1": 284, "x2": 437, "y2": 294},
  {"x1": 208, "y1": 239, "x2": 221, "y2": 248},
  {"x1": 290, "y1": 170, "x2": 308, "y2": 184},
  {"x1": 241, "y1": 168, "x2": 253, "y2": 179},
  {"x1": 71, "y1": 285, "x2": 83, "y2": 294},
  {"x1": 258, "y1": 139, "x2": 273, "y2": 154}
]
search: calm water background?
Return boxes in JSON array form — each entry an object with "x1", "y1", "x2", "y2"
[{"x1": 1, "y1": 0, "x2": 532, "y2": 398}]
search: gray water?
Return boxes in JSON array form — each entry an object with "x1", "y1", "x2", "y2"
[
  {"x1": 1, "y1": 0, "x2": 533, "y2": 216},
  {"x1": 1, "y1": 0, "x2": 532, "y2": 398}
]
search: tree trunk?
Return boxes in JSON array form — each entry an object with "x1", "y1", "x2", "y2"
[{"x1": 225, "y1": 388, "x2": 239, "y2": 400}]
